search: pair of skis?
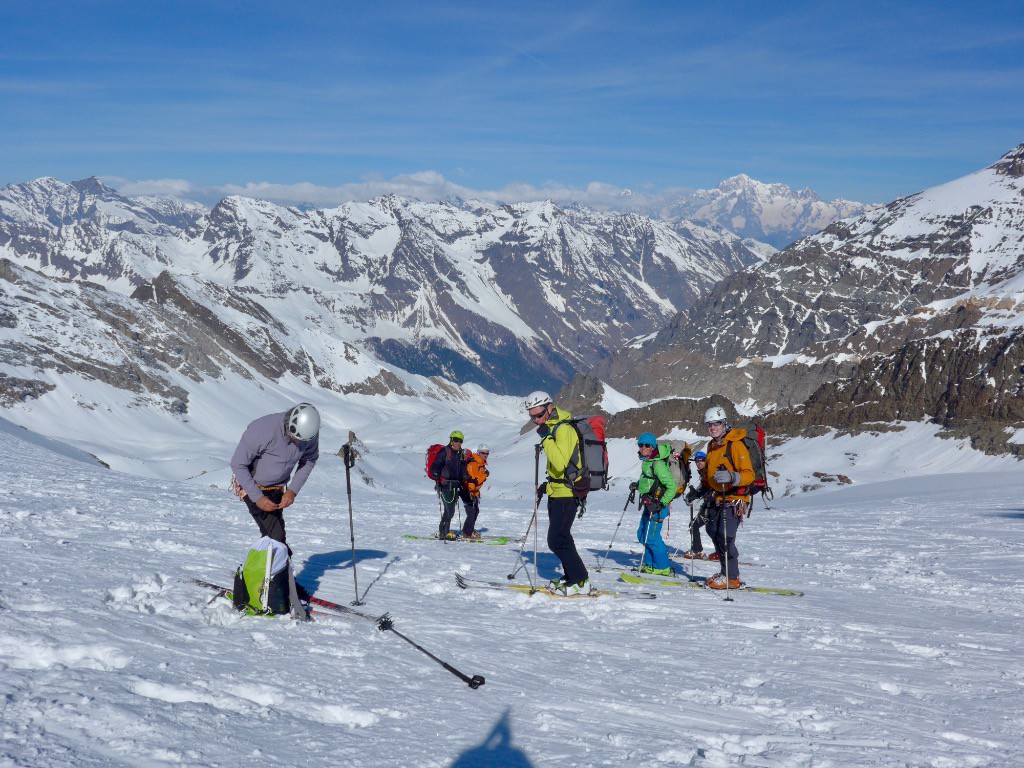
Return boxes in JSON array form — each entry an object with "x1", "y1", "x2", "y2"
[
  {"x1": 454, "y1": 573, "x2": 657, "y2": 600},
  {"x1": 402, "y1": 533, "x2": 521, "y2": 546},
  {"x1": 617, "y1": 571, "x2": 804, "y2": 596}
]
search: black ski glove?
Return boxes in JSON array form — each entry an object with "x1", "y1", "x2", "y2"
[{"x1": 536, "y1": 481, "x2": 547, "y2": 502}]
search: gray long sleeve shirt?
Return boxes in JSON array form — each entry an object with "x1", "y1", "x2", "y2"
[{"x1": 230, "y1": 411, "x2": 320, "y2": 501}]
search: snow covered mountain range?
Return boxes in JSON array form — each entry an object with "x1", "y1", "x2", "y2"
[
  {"x1": 594, "y1": 143, "x2": 1024, "y2": 454},
  {"x1": 659, "y1": 174, "x2": 875, "y2": 249},
  {"x1": 0, "y1": 177, "x2": 770, "y2": 416}
]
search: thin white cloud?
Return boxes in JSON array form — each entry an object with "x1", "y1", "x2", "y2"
[{"x1": 106, "y1": 172, "x2": 697, "y2": 212}]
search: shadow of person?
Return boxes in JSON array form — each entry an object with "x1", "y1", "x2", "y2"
[
  {"x1": 508, "y1": 551, "x2": 566, "y2": 581},
  {"x1": 449, "y1": 710, "x2": 533, "y2": 768},
  {"x1": 294, "y1": 548, "x2": 387, "y2": 594},
  {"x1": 587, "y1": 546, "x2": 637, "y2": 569}
]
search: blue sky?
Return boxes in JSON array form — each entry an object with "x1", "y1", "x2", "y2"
[{"x1": 1, "y1": 1, "x2": 1022, "y2": 206}]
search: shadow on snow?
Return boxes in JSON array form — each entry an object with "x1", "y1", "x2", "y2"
[
  {"x1": 449, "y1": 710, "x2": 533, "y2": 768},
  {"x1": 294, "y1": 548, "x2": 388, "y2": 596}
]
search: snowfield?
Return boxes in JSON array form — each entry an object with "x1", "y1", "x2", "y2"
[{"x1": 1, "y1": 416, "x2": 1022, "y2": 767}]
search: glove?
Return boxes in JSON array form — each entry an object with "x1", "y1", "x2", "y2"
[
  {"x1": 640, "y1": 495, "x2": 663, "y2": 513},
  {"x1": 713, "y1": 470, "x2": 740, "y2": 486},
  {"x1": 628, "y1": 481, "x2": 638, "y2": 492},
  {"x1": 536, "y1": 481, "x2": 547, "y2": 502},
  {"x1": 536, "y1": 424, "x2": 551, "y2": 439},
  {"x1": 683, "y1": 487, "x2": 699, "y2": 504}
]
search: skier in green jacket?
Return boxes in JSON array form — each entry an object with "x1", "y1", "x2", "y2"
[{"x1": 634, "y1": 432, "x2": 678, "y2": 576}]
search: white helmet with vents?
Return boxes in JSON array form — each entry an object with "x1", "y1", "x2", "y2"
[
  {"x1": 703, "y1": 405, "x2": 728, "y2": 424},
  {"x1": 285, "y1": 403, "x2": 320, "y2": 441},
  {"x1": 524, "y1": 391, "x2": 552, "y2": 410}
]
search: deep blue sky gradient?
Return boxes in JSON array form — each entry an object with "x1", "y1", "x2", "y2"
[{"x1": 1, "y1": 1, "x2": 1022, "y2": 203}]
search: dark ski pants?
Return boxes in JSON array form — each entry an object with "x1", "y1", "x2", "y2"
[
  {"x1": 547, "y1": 496, "x2": 588, "y2": 585},
  {"x1": 244, "y1": 488, "x2": 288, "y2": 550},
  {"x1": 689, "y1": 504, "x2": 709, "y2": 553},
  {"x1": 706, "y1": 501, "x2": 742, "y2": 581},
  {"x1": 462, "y1": 494, "x2": 481, "y2": 537},
  {"x1": 438, "y1": 483, "x2": 470, "y2": 537}
]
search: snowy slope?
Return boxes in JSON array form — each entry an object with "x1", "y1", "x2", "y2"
[
  {"x1": 2, "y1": 412, "x2": 1022, "y2": 767},
  {"x1": 597, "y1": 143, "x2": 1024, "y2": 424}
]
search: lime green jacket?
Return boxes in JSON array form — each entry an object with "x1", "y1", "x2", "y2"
[
  {"x1": 638, "y1": 443, "x2": 678, "y2": 505},
  {"x1": 541, "y1": 406, "x2": 581, "y2": 499}
]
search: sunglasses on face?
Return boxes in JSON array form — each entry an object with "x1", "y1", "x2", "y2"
[
  {"x1": 706, "y1": 420, "x2": 725, "y2": 428},
  {"x1": 451, "y1": 439, "x2": 463, "y2": 443},
  {"x1": 529, "y1": 408, "x2": 548, "y2": 421}
]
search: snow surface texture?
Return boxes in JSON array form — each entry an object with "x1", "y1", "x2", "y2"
[{"x1": 2, "y1": 419, "x2": 1022, "y2": 767}]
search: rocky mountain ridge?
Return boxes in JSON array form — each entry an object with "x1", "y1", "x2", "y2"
[{"x1": 593, "y1": 142, "x2": 1024, "y2": 454}]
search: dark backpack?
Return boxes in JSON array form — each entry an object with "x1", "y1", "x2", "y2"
[
  {"x1": 725, "y1": 421, "x2": 772, "y2": 508},
  {"x1": 553, "y1": 415, "x2": 609, "y2": 498}
]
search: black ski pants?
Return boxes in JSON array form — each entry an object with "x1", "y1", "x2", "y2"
[
  {"x1": 705, "y1": 500, "x2": 742, "y2": 581},
  {"x1": 547, "y1": 496, "x2": 588, "y2": 585},
  {"x1": 244, "y1": 487, "x2": 288, "y2": 547},
  {"x1": 462, "y1": 494, "x2": 481, "y2": 537},
  {"x1": 438, "y1": 483, "x2": 470, "y2": 537},
  {"x1": 689, "y1": 502, "x2": 709, "y2": 553}
]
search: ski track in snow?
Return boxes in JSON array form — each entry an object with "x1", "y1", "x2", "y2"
[{"x1": 1, "y1": 430, "x2": 1023, "y2": 767}]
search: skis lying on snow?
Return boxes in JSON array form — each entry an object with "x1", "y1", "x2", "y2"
[
  {"x1": 403, "y1": 534, "x2": 519, "y2": 545},
  {"x1": 187, "y1": 578, "x2": 380, "y2": 623},
  {"x1": 661, "y1": 552, "x2": 764, "y2": 567},
  {"x1": 186, "y1": 578, "x2": 486, "y2": 689},
  {"x1": 617, "y1": 572, "x2": 804, "y2": 597},
  {"x1": 454, "y1": 573, "x2": 657, "y2": 600}
]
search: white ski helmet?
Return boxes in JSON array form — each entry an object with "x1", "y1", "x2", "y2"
[
  {"x1": 477, "y1": 443, "x2": 490, "y2": 453},
  {"x1": 704, "y1": 405, "x2": 728, "y2": 424},
  {"x1": 524, "y1": 390, "x2": 552, "y2": 410},
  {"x1": 285, "y1": 403, "x2": 321, "y2": 441}
]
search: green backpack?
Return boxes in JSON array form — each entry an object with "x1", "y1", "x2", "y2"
[{"x1": 232, "y1": 536, "x2": 308, "y2": 620}]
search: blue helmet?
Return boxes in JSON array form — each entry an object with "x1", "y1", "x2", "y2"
[
  {"x1": 694, "y1": 451, "x2": 707, "y2": 461},
  {"x1": 637, "y1": 432, "x2": 657, "y2": 447}
]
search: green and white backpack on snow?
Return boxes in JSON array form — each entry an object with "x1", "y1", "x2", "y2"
[{"x1": 231, "y1": 536, "x2": 307, "y2": 620}]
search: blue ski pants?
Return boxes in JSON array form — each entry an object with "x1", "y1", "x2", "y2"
[{"x1": 637, "y1": 512, "x2": 669, "y2": 570}]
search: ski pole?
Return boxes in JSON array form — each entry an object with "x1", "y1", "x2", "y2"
[
  {"x1": 688, "y1": 501, "x2": 696, "y2": 582},
  {"x1": 377, "y1": 615, "x2": 485, "y2": 689},
  {"x1": 596, "y1": 487, "x2": 635, "y2": 571},
  {"x1": 638, "y1": 502, "x2": 654, "y2": 572},
  {"x1": 507, "y1": 444, "x2": 542, "y2": 584},
  {"x1": 342, "y1": 444, "x2": 364, "y2": 606},
  {"x1": 536, "y1": 444, "x2": 544, "y2": 589},
  {"x1": 723, "y1": 501, "x2": 734, "y2": 603}
]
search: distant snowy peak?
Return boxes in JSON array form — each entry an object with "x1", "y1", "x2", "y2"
[{"x1": 663, "y1": 174, "x2": 875, "y2": 248}]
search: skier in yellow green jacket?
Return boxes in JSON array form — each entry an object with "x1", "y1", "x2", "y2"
[{"x1": 525, "y1": 391, "x2": 592, "y2": 596}]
